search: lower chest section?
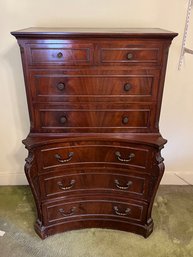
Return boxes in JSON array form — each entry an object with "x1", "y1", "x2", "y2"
[{"x1": 27, "y1": 138, "x2": 162, "y2": 226}]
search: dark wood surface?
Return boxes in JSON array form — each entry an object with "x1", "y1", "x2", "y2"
[
  {"x1": 12, "y1": 28, "x2": 177, "y2": 239},
  {"x1": 11, "y1": 27, "x2": 178, "y2": 38},
  {"x1": 40, "y1": 169, "x2": 150, "y2": 200}
]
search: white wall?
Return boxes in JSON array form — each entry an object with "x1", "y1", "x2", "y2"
[{"x1": 0, "y1": 0, "x2": 193, "y2": 185}]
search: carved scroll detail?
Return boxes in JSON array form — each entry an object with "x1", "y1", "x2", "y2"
[
  {"x1": 24, "y1": 149, "x2": 42, "y2": 225},
  {"x1": 147, "y1": 147, "x2": 166, "y2": 220}
]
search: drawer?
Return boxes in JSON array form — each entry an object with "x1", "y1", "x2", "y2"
[
  {"x1": 26, "y1": 43, "x2": 94, "y2": 66},
  {"x1": 38, "y1": 142, "x2": 150, "y2": 171},
  {"x1": 40, "y1": 169, "x2": 150, "y2": 200},
  {"x1": 35, "y1": 104, "x2": 155, "y2": 133},
  {"x1": 29, "y1": 70, "x2": 159, "y2": 102},
  {"x1": 43, "y1": 197, "x2": 148, "y2": 224},
  {"x1": 97, "y1": 42, "x2": 162, "y2": 65}
]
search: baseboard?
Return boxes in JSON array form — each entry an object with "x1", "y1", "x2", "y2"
[
  {"x1": 161, "y1": 172, "x2": 193, "y2": 185},
  {"x1": 0, "y1": 171, "x2": 193, "y2": 186},
  {"x1": 0, "y1": 172, "x2": 28, "y2": 185}
]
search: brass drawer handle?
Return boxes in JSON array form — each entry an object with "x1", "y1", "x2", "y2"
[
  {"x1": 55, "y1": 152, "x2": 74, "y2": 163},
  {"x1": 56, "y1": 82, "x2": 65, "y2": 91},
  {"x1": 113, "y1": 206, "x2": 131, "y2": 216},
  {"x1": 59, "y1": 207, "x2": 76, "y2": 217},
  {"x1": 114, "y1": 179, "x2": 133, "y2": 190},
  {"x1": 57, "y1": 52, "x2": 63, "y2": 58},
  {"x1": 59, "y1": 115, "x2": 67, "y2": 124},
  {"x1": 124, "y1": 83, "x2": 132, "y2": 92},
  {"x1": 57, "y1": 179, "x2": 76, "y2": 190},
  {"x1": 127, "y1": 53, "x2": 133, "y2": 60},
  {"x1": 115, "y1": 151, "x2": 135, "y2": 163},
  {"x1": 122, "y1": 116, "x2": 129, "y2": 124}
]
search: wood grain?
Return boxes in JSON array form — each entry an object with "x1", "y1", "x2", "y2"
[{"x1": 11, "y1": 27, "x2": 177, "y2": 239}]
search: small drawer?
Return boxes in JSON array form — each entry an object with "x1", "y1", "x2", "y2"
[
  {"x1": 38, "y1": 142, "x2": 150, "y2": 171},
  {"x1": 27, "y1": 43, "x2": 94, "y2": 66},
  {"x1": 40, "y1": 169, "x2": 150, "y2": 199},
  {"x1": 29, "y1": 70, "x2": 159, "y2": 102},
  {"x1": 97, "y1": 42, "x2": 161, "y2": 65},
  {"x1": 43, "y1": 197, "x2": 148, "y2": 224},
  {"x1": 35, "y1": 104, "x2": 154, "y2": 133}
]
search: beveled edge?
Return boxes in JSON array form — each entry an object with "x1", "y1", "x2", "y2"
[
  {"x1": 22, "y1": 133, "x2": 167, "y2": 149},
  {"x1": 11, "y1": 27, "x2": 178, "y2": 39}
]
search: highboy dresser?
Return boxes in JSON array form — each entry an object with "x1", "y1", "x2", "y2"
[{"x1": 11, "y1": 28, "x2": 177, "y2": 239}]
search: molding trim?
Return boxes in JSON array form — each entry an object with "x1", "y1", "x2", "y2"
[{"x1": 0, "y1": 171, "x2": 193, "y2": 185}]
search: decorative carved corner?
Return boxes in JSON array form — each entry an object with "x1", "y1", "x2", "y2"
[
  {"x1": 145, "y1": 218, "x2": 154, "y2": 236},
  {"x1": 24, "y1": 150, "x2": 34, "y2": 173},
  {"x1": 152, "y1": 149, "x2": 165, "y2": 174},
  {"x1": 147, "y1": 149, "x2": 165, "y2": 199},
  {"x1": 24, "y1": 149, "x2": 42, "y2": 223},
  {"x1": 24, "y1": 149, "x2": 37, "y2": 188},
  {"x1": 155, "y1": 151, "x2": 164, "y2": 164},
  {"x1": 34, "y1": 219, "x2": 48, "y2": 239}
]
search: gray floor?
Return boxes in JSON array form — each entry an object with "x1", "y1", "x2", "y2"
[{"x1": 0, "y1": 186, "x2": 193, "y2": 257}]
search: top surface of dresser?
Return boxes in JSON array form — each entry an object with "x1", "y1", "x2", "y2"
[{"x1": 11, "y1": 27, "x2": 177, "y2": 38}]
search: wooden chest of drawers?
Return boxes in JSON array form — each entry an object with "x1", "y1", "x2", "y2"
[{"x1": 11, "y1": 28, "x2": 177, "y2": 239}]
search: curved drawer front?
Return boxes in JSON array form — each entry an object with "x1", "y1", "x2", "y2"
[
  {"x1": 38, "y1": 143, "x2": 150, "y2": 171},
  {"x1": 26, "y1": 43, "x2": 94, "y2": 66},
  {"x1": 29, "y1": 70, "x2": 159, "y2": 102},
  {"x1": 43, "y1": 198, "x2": 148, "y2": 224},
  {"x1": 40, "y1": 170, "x2": 150, "y2": 199},
  {"x1": 35, "y1": 105, "x2": 154, "y2": 133}
]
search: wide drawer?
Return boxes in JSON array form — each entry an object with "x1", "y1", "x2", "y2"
[
  {"x1": 34, "y1": 104, "x2": 155, "y2": 133},
  {"x1": 29, "y1": 70, "x2": 159, "y2": 102},
  {"x1": 40, "y1": 169, "x2": 150, "y2": 200},
  {"x1": 43, "y1": 197, "x2": 148, "y2": 224},
  {"x1": 26, "y1": 43, "x2": 94, "y2": 66},
  {"x1": 38, "y1": 142, "x2": 150, "y2": 171}
]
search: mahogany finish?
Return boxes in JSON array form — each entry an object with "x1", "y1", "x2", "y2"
[{"x1": 11, "y1": 27, "x2": 177, "y2": 239}]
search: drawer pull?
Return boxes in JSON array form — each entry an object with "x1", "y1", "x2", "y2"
[
  {"x1": 124, "y1": 83, "x2": 132, "y2": 92},
  {"x1": 57, "y1": 179, "x2": 76, "y2": 190},
  {"x1": 59, "y1": 207, "x2": 76, "y2": 217},
  {"x1": 127, "y1": 53, "x2": 133, "y2": 60},
  {"x1": 55, "y1": 152, "x2": 74, "y2": 163},
  {"x1": 115, "y1": 151, "x2": 135, "y2": 163},
  {"x1": 57, "y1": 52, "x2": 63, "y2": 58},
  {"x1": 59, "y1": 116, "x2": 67, "y2": 124},
  {"x1": 113, "y1": 206, "x2": 131, "y2": 216},
  {"x1": 122, "y1": 116, "x2": 129, "y2": 124},
  {"x1": 114, "y1": 179, "x2": 133, "y2": 190},
  {"x1": 56, "y1": 82, "x2": 65, "y2": 91}
]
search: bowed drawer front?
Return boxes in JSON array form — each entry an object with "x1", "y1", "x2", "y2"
[
  {"x1": 38, "y1": 142, "x2": 150, "y2": 171},
  {"x1": 11, "y1": 27, "x2": 177, "y2": 239},
  {"x1": 40, "y1": 170, "x2": 150, "y2": 200},
  {"x1": 42, "y1": 196, "x2": 148, "y2": 225}
]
